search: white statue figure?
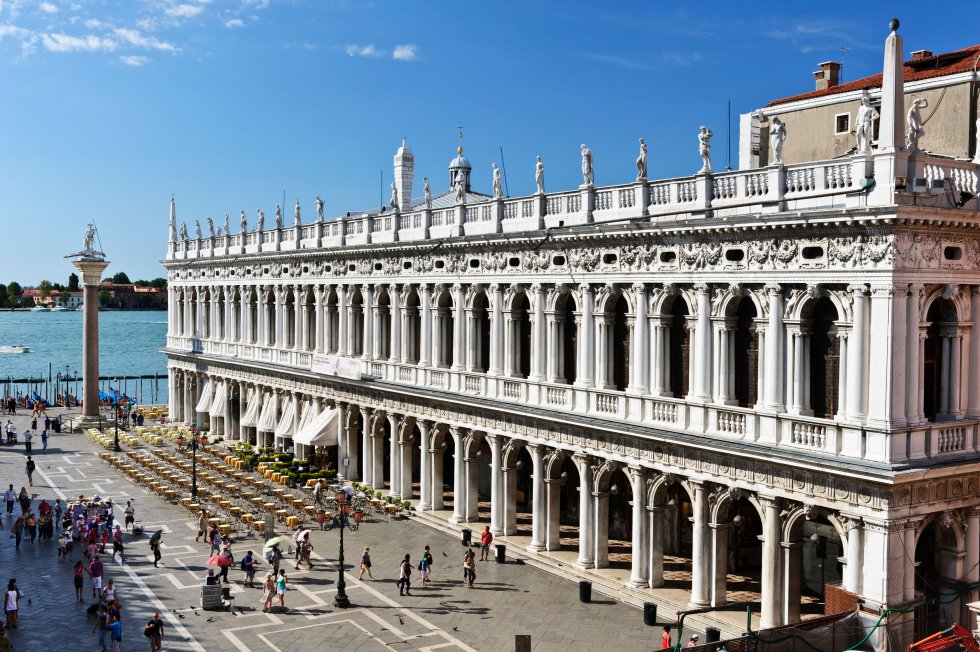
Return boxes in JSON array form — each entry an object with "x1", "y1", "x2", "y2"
[
  {"x1": 769, "y1": 117, "x2": 787, "y2": 165},
  {"x1": 581, "y1": 144, "x2": 594, "y2": 186},
  {"x1": 905, "y1": 97, "x2": 928, "y2": 154},
  {"x1": 452, "y1": 170, "x2": 465, "y2": 201},
  {"x1": 492, "y1": 163, "x2": 502, "y2": 199},
  {"x1": 423, "y1": 178, "x2": 432, "y2": 209},
  {"x1": 535, "y1": 156, "x2": 545, "y2": 194},
  {"x1": 635, "y1": 138, "x2": 648, "y2": 180},
  {"x1": 697, "y1": 126, "x2": 713, "y2": 173},
  {"x1": 83, "y1": 223, "x2": 97, "y2": 253},
  {"x1": 240, "y1": 210, "x2": 247, "y2": 234},
  {"x1": 195, "y1": 219, "x2": 202, "y2": 239},
  {"x1": 294, "y1": 199, "x2": 301, "y2": 226},
  {"x1": 179, "y1": 223, "x2": 188, "y2": 241},
  {"x1": 274, "y1": 203, "x2": 283, "y2": 229},
  {"x1": 855, "y1": 91, "x2": 879, "y2": 154},
  {"x1": 315, "y1": 195, "x2": 324, "y2": 221},
  {"x1": 256, "y1": 209, "x2": 265, "y2": 232},
  {"x1": 223, "y1": 213, "x2": 230, "y2": 237},
  {"x1": 206, "y1": 216, "x2": 215, "y2": 237},
  {"x1": 390, "y1": 181, "x2": 398, "y2": 209}
]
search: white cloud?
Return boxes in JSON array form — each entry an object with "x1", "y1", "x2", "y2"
[
  {"x1": 165, "y1": 4, "x2": 204, "y2": 19},
  {"x1": 242, "y1": 0, "x2": 268, "y2": 9},
  {"x1": 113, "y1": 27, "x2": 178, "y2": 52},
  {"x1": 346, "y1": 43, "x2": 382, "y2": 58},
  {"x1": 119, "y1": 54, "x2": 148, "y2": 66},
  {"x1": 40, "y1": 32, "x2": 115, "y2": 53},
  {"x1": 224, "y1": 18, "x2": 244, "y2": 28},
  {"x1": 84, "y1": 18, "x2": 101, "y2": 28},
  {"x1": 38, "y1": 1, "x2": 57, "y2": 14},
  {"x1": 392, "y1": 44, "x2": 416, "y2": 61}
]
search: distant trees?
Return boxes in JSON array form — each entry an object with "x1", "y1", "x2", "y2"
[
  {"x1": 68, "y1": 273, "x2": 80, "y2": 292},
  {"x1": 7, "y1": 282, "x2": 22, "y2": 307},
  {"x1": 110, "y1": 271, "x2": 131, "y2": 284},
  {"x1": 38, "y1": 279, "x2": 53, "y2": 298},
  {"x1": 134, "y1": 277, "x2": 167, "y2": 289}
]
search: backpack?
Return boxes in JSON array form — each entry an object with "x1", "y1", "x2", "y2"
[
  {"x1": 240, "y1": 557, "x2": 248, "y2": 571},
  {"x1": 266, "y1": 550, "x2": 275, "y2": 564}
]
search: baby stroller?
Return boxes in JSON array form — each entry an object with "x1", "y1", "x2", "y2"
[{"x1": 132, "y1": 520, "x2": 144, "y2": 536}]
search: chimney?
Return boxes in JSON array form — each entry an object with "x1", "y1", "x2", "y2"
[
  {"x1": 813, "y1": 61, "x2": 841, "y2": 90},
  {"x1": 910, "y1": 49, "x2": 932, "y2": 61}
]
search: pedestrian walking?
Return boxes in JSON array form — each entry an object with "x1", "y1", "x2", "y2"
[
  {"x1": 275, "y1": 569, "x2": 288, "y2": 611},
  {"x1": 266, "y1": 544, "x2": 283, "y2": 577},
  {"x1": 150, "y1": 537, "x2": 162, "y2": 568},
  {"x1": 22, "y1": 430, "x2": 31, "y2": 454},
  {"x1": 358, "y1": 547, "x2": 374, "y2": 580},
  {"x1": 25, "y1": 513, "x2": 36, "y2": 544},
  {"x1": 44, "y1": 416, "x2": 51, "y2": 431},
  {"x1": 398, "y1": 554, "x2": 413, "y2": 596},
  {"x1": 16, "y1": 489, "x2": 28, "y2": 515},
  {"x1": 54, "y1": 499, "x2": 63, "y2": 528},
  {"x1": 661, "y1": 624, "x2": 672, "y2": 649},
  {"x1": 3, "y1": 485, "x2": 14, "y2": 515},
  {"x1": 687, "y1": 633, "x2": 700, "y2": 647},
  {"x1": 88, "y1": 555, "x2": 105, "y2": 598},
  {"x1": 111, "y1": 526, "x2": 124, "y2": 562},
  {"x1": 218, "y1": 545, "x2": 233, "y2": 583},
  {"x1": 261, "y1": 572, "x2": 274, "y2": 612},
  {"x1": 195, "y1": 510, "x2": 207, "y2": 542},
  {"x1": 123, "y1": 502, "x2": 134, "y2": 532},
  {"x1": 3, "y1": 580, "x2": 18, "y2": 630},
  {"x1": 463, "y1": 550, "x2": 476, "y2": 588},
  {"x1": 241, "y1": 551, "x2": 256, "y2": 587},
  {"x1": 102, "y1": 578, "x2": 117, "y2": 605},
  {"x1": 73, "y1": 560, "x2": 85, "y2": 601},
  {"x1": 295, "y1": 532, "x2": 314, "y2": 570},
  {"x1": 207, "y1": 526, "x2": 221, "y2": 556},
  {"x1": 420, "y1": 545, "x2": 434, "y2": 582},
  {"x1": 419, "y1": 554, "x2": 431, "y2": 585},
  {"x1": 24, "y1": 458, "x2": 34, "y2": 487},
  {"x1": 480, "y1": 526, "x2": 493, "y2": 561},
  {"x1": 40, "y1": 430, "x2": 47, "y2": 452},
  {"x1": 144, "y1": 612, "x2": 164, "y2": 651},
  {"x1": 93, "y1": 604, "x2": 109, "y2": 652}
]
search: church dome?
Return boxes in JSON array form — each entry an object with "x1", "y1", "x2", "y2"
[{"x1": 449, "y1": 147, "x2": 471, "y2": 171}]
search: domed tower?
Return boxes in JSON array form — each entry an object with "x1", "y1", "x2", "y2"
[
  {"x1": 448, "y1": 146, "x2": 472, "y2": 193},
  {"x1": 393, "y1": 138, "x2": 414, "y2": 211}
]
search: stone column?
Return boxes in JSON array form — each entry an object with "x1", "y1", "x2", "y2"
[
  {"x1": 574, "y1": 454, "x2": 594, "y2": 569},
  {"x1": 399, "y1": 425, "x2": 413, "y2": 500},
  {"x1": 502, "y1": 462, "x2": 519, "y2": 535},
  {"x1": 489, "y1": 284, "x2": 503, "y2": 376},
  {"x1": 529, "y1": 284, "x2": 546, "y2": 382},
  {"x1": 906, "y1": 286, "x2": 922, "y2": 424},
  {"x1": 420, "y1": 284, "x2": 432, "y2": 367},
  {"x1": 337, "y1": 285, "x2": 348, "y2": 356},
  {"x1": 630, "y1": 284, "x2": 649, "y2": 394},
  {"x1": 526, "y1": 443, "x2": 546, "y2": 551},
  {"x1": 293, "y1": 285, "x2": 303, "y2": 351},
  {"x1": 843, "y1": 515, "x2": 864, "y2": 595},
  {"x1": 488, "y1": 434, "x2": 503, "y2": 535},
  {"x1": 360, "y1": 407, "x2": 373, "y2": 487},
  {"x1": 710, "y1": 521, "x2": 730, "y2": 607},
  {"x1": 334, "y1": 402, "x2": 348, "y2": 478},
  {"x1": 593, "y1": 483, "x2": 610, "y2": 568},
  {"x1": 503, "y1": 312, "x2": 516, "y2": 377},
  {"x1": 951, "y1": 328, "x2": 964, "y2": 417},
  {"x1": 575, "y1": 284, "x2": 595, "y2": 387},
  {"x1": 371, "y1": 427, "x2": 384, "y2": 491},
  {"x1": 846, "y1": 284, "x2": 868, "y2": 421},
  {"x1": 759, "y1": 495, "x2": 783, "y2": 628},
  {"x1": 544, "y1": 475, "x2": 562, "y2": 551},
  {"x1": 764, "y1": 284, "x2": 785, "y2": 411},
  {"x1": 693, "y1": 285, "x2": 712, "y2": 401},
  {"x1": 389, "y1": 284, "x2": 402, "y2": 364},
  {"x1": 463, "y1": 437, "x2": 481, "y2": 522},
  {"x1": 782, "y1": 539, "x2": 803, "y2": 624},
  {"x1": 430, "y1": 428, "x2": 445, "y2": 511},
  {"x1": 648, "y1": 505, "x2": 665, "y2": 588},
  {"x1": 627, "y1": 466, "x2": 649, "y2": 588},
  {"x1": 362, "y1": 284, "x2": 374, "y2": 361},
  {"x1": 451, "y1": 284, "x2": 465, "y2": 371},
  {"x1": 417, "y1": 420, "x2": 432, "y2": 510},
  {"x1": 689, "y1": 481, "x2": 711, "y2": 607},
  {"x1": 73, "y1": 257, "x2": 110, "y2": 427},
  {"x1": 273, "y1": 285, "x2": 284, "y2": 347},
  {"x1": 387, "y1": 413, "x2": 401, "y2": 497},
  {"x1": 313, "y1": 285, "x2": 324, "y2": 353},
  {"x1": 594, "y1": 314, "x2": 612, "y2": 389},
  {"x1": 449, "y1": 427, "x2": 466, "y2": 523}
]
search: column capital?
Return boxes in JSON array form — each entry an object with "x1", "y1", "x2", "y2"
[
  {"x1": 756, "y1": 494, "x2": 781, "y2": 510},
  {"x1": 847, "y1": 283, "x2": 868, "y2": 296},
  {"x1": 631, "y1": 282, "x2": 647, "y2": 294},
  {"x1": 764, "y1": 283, "x2": 782, "y2": 295},
  {"x1": 577, "y1": 282, "x2": 592, "y2": 295},
  {"x1": 840, "y1": 514, "x2": 863, "y2": 530},
  {"x1": 694, "y1": 283, "x2": 710, "y2": 294}
]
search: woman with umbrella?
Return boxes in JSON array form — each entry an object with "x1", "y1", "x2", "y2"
[
  {"x1": 208, "y1": 545, "x2": 234, "y2": 583},
  {"x1": 264, "y1": 537, "x2": 284, "y2": 577},
  {"x1": 149, "y1": 530, "x2": 163, "y2": 568}
]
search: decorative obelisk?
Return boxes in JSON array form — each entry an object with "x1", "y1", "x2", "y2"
[
  {"x1": 65, "y1": 225, "x2": 109, "y2": 430},
  {"x1": 870, "y1": 17, "x2": 908, "y2": 205}
]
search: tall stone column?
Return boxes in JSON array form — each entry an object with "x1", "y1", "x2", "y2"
[
  {"x1": 389, "y1": 284, "x2": 402, "y2": 363},
  {"x1": 846, "y1": 284, "x2": 868, "y2": 421},
  {"x1": 449, "y1": 426, "x2": 466, "y2": 523},
  {"x1": 417, "y1": 420, "x2": 432, "y2": 510},
  {"x1": 544, "y1": 475, "x2": 562, "y2": 551},
  {"x1": 419, "y1": 284, "x2": 432, "y2": 367},
  {"x1": 843, "y1": 515, "x2": 864, "y2": 594},
  {"x1": 489, "y1": 284, "x2": 503, "y2": 376},
  {"x1": 689, "y1": 480, "x2": 711, "y2": 607},
  {"x1": 360, "y1": 407, "x2": 373, "y2": 486},
  {"x1": 337, "y1": 285, "x2": 348, "y2": 356},
  {"x1": 764, "y1": 284, "x2": 785, "y2": 411},
  {"x1": 648, "y1": 505, "x2": 665, "y2": 587},
  {"x1": 574, "y1": 454, "x2": 595, "y2": 569},
  {"x1": 526, "y1": 443, "x2": 546, "y2": 551},
  {"x1": 313, "y1": 285, "x2": 324, "y2": 353},
  {"x1": 487, "y1": 434, "x2": 503, "y2": 534},
  {"x1": 387, "y1": 413, "x2": 401, "y2": 497},
  {"x1": 529, "y1": 284, "x2": 546, "y2": 382},
  {"x1": 362, "y1": 284, "x2": 374, "y2": 361},
  {"x1": 451, "y1": 284, "x2": 465, "y2": 371},
  {"x1": 627, "y1": 466, "x2": 649, "y2": 588},
  {"x1": 430, "y1": 430, "x2": 445, "y2": 511},
  {"x1": 710, "y1": 521, "x2": 730, "y2": 606},
  {"x1": 73, "y1": 257, "x2": 110, "y2": 428},
  {"x1": 399, "y1": 426, "x2": 413, "y2": 500},
  {"x1": 630, "y1": 284, "x2": 648, "y2": 394},
  {"x1": 693, "y1": 285, "x2": 712, "y2": 401},
  {"x1": 575, "y1": 284, "x2": 595, "y2": 387},
  {"x1": 759, "y1": 495, "x2": 783, "y2": 628}
]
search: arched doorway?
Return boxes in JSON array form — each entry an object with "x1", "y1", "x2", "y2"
[
  {"x1": 404, "y1": 289, "x2": 421, "y2": 363},
  {"x1": 376, "y1": 289, "x2": 391, "y2": 359},
  {"x1": 436, "y1": 289, "x2": 454, "y2": 368},
  {"x1": 600, "y1": 294, "x2": 631, "y2": 391},
  {"x1": 732, "y1": 298, "x2": 759, "y2": 407},
  {"x1": 554, "y1": 294, "x2": 577, "y2": 384},
  {"x1": 923, "y1": 298, "x2": 959, "y2": 421},
  {"x1": 470, "y1": 291, "x2": 491, "y2": 373},
  {"x1": 806, "y1": 297, "x2": 840, "y2": 418},
  {"x1": 666, "y1": 297, "x2": 691, "y2": 397},
  {"x1": 510, "y1": 292, "x2": 532, "y2": 378}
]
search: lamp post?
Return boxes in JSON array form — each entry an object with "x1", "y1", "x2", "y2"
[
  {"x1": 334, "y1": 494, "x2": 352, "y2": 609},
  {"x1": 190, "y1": 430, "x2": 199, "y2": 500},
  {"x1": 112, "y1": 379, "x2": 121, "y2": 452}
]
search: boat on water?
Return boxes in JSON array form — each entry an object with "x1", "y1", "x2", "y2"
[
  {"x1": 0, "y1": 345, "x2": 30, "y2": 354},
  {"x1": 50, "y1": 305, "x2": 70, "y2": 312},
  {"x1": 29, "y1": 305, "x2": 49, "y2": 312}
]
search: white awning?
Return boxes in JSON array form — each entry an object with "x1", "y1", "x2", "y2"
[
  {"x1": 240, "y1": 389, "x2": 260, "y2": 427},
  {"x1": 293, "y1": 407, "x2": 339, "y2": 447},
  {"x1": 295, "y1": 401, "x2": 319, "y2": 434},
  {"x1": 208, "y1": 381, "x2": 227, "y2": 418},
  {"x1": 194, "y1": 379, "x2": 212, "y2": 413},
  {"x1": 274, "y1": 398, "x2": 296, "y2": 437},
  {"x1": 257, "y1": 393, "x2": 278, "y2": 432}
]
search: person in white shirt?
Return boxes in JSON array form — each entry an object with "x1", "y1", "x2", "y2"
[{"x1": 4, "y1": 485, "x2": 15, "y2": 515}]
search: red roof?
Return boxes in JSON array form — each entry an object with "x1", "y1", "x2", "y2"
[{"x1": 767, "y1": 44, "x2": 980, "y2": 107}]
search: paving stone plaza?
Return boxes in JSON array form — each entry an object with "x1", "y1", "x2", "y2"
[{"x1": 0, "y1": 409, "x2": 669, "y2": 652}]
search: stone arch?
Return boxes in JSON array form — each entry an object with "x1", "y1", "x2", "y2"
[
  {"x1": 461, "y1": 431, "x2": 485, "y2": 458},
  {"x1": 646, "y1": 473, "x2": 676, "y2": 507},
  {"x1": 543, "y1": 448, "x2": 568, "y2": 480},
  {"x1": 592, "y1": 459, "x2": 622, "y2": 494},
  {"x1": 788, "y1": 287, "x2": 851, "y2": 323},
  {"x1": 920, "y1": 285, "x2": 969, "y2": 324},
  {"x1": 595, "y1": 284, "x2": 635, "y2": 314},
  {"x1": 501, "y1": 439, "x2": 526, "y2": 469}
]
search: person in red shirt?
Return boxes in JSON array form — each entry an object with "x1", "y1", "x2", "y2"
[
  {"x1": 479, "y1": 526, "x2": 493, "y2": 561},
  {"x1": 661, "y1": 624, "x2": 672, "y2": 649}
]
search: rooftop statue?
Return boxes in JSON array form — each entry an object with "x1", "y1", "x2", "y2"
[
  {"x1": 697, "y1": 126, "x2": 713, "y2": 174},
  {"x1": 535, "y1": 156, "x2": 545, "y2": 194},
  {"x1": 315, "y1": 195, "x2": 324, "y2": 221},
  {"x1": 423, "y1": 178, "x2": 432, "y2": 209},
  {"x1": 855, "y1": 91, "x2": 879, "y2": 154},
  {"x1": 179, "y1": 222, "x2": 188, "y2": 241},
  {"x1": 581, "y1": 144, "x2": 594, "y2": 186},
  {"x1": 452, "y1": 170, "x2": 465, "y2": 202},
  {"x1": 390, "y1": 181, "x2": 399, "y2": 209},
  {"x1": 256, "y1": 209, "x2": 265, "y2": 232},
  {"x1": 492, "y1": 163, "x2": 502, "y2": 199},
  {"x1": 206, "y1": 216, "x2": 215, "y2": 237},
  {"x1": 274, "y1": 203, "x2": 283, "y2": 229},
  {"x1": 769, "y1": 117, "x2": 787, "y2": 165},
  {"x1": 294, "y1": 198, "x2": 301, "y2": 226},
  {"x1": 195, "y1": 219, "x2": 202, "y2": 239},
  {"x1": 636, "y1": 138, "x2": 648, "y2": 180},
  {"x1": 906, "y1": 97, "x2": 928, "y2": 154},
  {"x1": 65, "y1": 223, "x2": 108, "y2": 260},
  {"x1": 223, "y1": 213, "x2": 230, "y2": 237},
  {"x1": 240, "y1": 210, "x2": 247, "y2": 234}
]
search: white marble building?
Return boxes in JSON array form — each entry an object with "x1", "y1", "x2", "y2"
[{"x1": 164, "y1": 26, "x2": 980, "y2": 641}]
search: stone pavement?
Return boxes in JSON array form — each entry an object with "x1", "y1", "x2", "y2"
[{"x1": 0, "y1": 409, "x2": 680, "y2": 651}]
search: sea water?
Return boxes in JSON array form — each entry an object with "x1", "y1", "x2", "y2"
[{"x1": 0, "y1": 310, "x2": 169, "y2": 404}]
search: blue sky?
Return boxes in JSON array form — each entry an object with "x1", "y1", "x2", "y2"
[{"x1": 0, "y1": 0, "x2": 977, "y2": 283}]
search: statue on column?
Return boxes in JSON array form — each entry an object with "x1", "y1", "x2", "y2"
[
  {"x1": 294, "y1": 198, "x2": 302, "y2": 225},
  {"x1": 769, "y1": 117, "x2": 787, "y2": 165},
  {"x1": 635, "y1": 138, "x2": 648, "y2": 180},
  {"x1": 535, "y1": 156, "x2": 545, "y2": 194},
  {"x1": 195, "y1": 219, "x2": 202, "y2": 239},
  {"x1": 240, "y1": 210, "x2": 248, "y2": 233},
  {"x1": 492, "y1": 163, "x2": 502, "y2": 199},
  {"x1": 83, "y1": 224, "x2": 97, "y2": 253},
  {"x1": 315, "y1": 195, "x2": 324, "y2": 221},
  {"x1": 223, "y1": 213, "x2": 230, "y2": 237},
  {"x1": 697, "y1": 126, "x2": 713, "y2": 173},
  {"x1": 274, "y1": 203, "x2": 283, "y2": 229},
  {"x1": 390, "y1": 181, "x2": 399, "y2": 209},
  {"x1": 179, "y1": 222, "x2": 188, "y2": 241},
  {"x1": 256, "y1": 209, "x2": 265, "y2": 232},
  {"x1": 206, "y1": 216, "x2": 215, "y2": 237},
  {"x1": 580, "y1": 144, "x2": 594, "y2": 186},
  {"x1": 855, "y1": 91, "x2": 879, "y2": 154},
  {"x1": 423, "y1": 178, "x2": 432, "y2": 209},
  {"x1": 905, "y1": 97, "x2": 928, "y2": 154},
  {"x1": 452, "y1": 170, "x2": 465, "y2": 202}
]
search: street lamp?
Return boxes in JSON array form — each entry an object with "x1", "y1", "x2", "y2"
[
  {"x1": 334, "y1": 494, "x2": 352, "y2": 609},
  {"x1": 190, "y1": 429, "x2": 199, "y2": 500},
  {"x1": 111, "y1": 379, "x2": 121, "y2": 452}
]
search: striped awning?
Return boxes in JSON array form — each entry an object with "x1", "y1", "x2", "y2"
[{"x1": 194, "y1": 379, "x2": 212, "y2": 413}]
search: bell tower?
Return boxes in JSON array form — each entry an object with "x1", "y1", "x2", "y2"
[{"x1": 393, "y1": 138, "x2": 414, "y2": 211}]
